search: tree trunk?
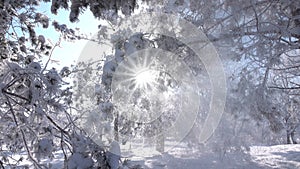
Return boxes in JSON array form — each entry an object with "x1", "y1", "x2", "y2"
[
  {"x1": 114, "y1": 113, "x2": 119, "y2": 141},
  {"x1": 287, "y1": 131, "x2": 292, "y2": 144},
  {"x1": 291, "y1": 3, "x2": 300, "y2": 40},
  {"x1": 291, "y1": 130, "x2": 297, "y2": 144},
  {"x1": 156, "y1": 134, "x2": 164, "y2": 153},
  {"x1": 287, "y1": 129, "x2": 297, "y2": 144}
]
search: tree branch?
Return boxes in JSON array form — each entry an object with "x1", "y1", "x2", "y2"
[{"x1": 268, "y1": 86, "x2": 300, "y2": 90}]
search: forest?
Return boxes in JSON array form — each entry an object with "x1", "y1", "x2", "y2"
[{"x1": 0, "y1": 0, "x2": 300, "y2": 168}]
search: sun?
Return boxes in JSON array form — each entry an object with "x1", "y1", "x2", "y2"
[
  {"x1": 111, "y1": 49, "x2": 161, "y2": 93},
  {"x1": 134, "y1": 69, "x2": 157, "y2": 89}
]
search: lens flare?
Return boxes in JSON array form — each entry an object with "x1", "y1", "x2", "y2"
[{"x1": 134, "y1": 69, "x2": 157, "y2": 89}]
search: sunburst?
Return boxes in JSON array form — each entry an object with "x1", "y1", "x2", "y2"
[
  {"x1": 133, "y1": 68, "x2": 158, "y2": 90},
  {"x1": 113, "y1": 50, "x2": 161, "y2": 93},
  {"x1": 111, "y1": 49, "x2": 190, "y2": 125}
]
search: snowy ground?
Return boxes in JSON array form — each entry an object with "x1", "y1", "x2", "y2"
[
  {"x1": 121, "y1": 142, "x2": 300, "y2": 169},
  {"x1": 4, "y1": 143, "x2": 300, "y2": 168},
  {"x1": 250, "y1": 145, "x2": 300, "y2": 169}
]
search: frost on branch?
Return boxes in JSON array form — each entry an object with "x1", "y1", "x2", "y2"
[{"x1": 52, "y1": 0, "x2": 138, "y2": 22}]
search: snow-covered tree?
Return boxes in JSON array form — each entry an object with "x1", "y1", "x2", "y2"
[
  {"x1": 73, "y1": 0, "x2": 300, "y2": 150},
  {"x1": 0, "y1": 0, "x2": 129, "y2": 168},
  {"x1": 152, "y1": 0, "x2": 300, "y2": 144}
]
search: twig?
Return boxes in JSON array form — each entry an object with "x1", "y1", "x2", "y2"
[
  {"x1": 272, "y1": 64, "x2": 300, "y2": 71},
  {"x1": 268, "y1": 86, "x2": 300, "y2": 90},
  {"x1": 2, "y1": 90, "x2": 30, "y2": 102},
  {"x1": 0, "y1": 159, "x2": 4, "y2": 169},
  {"x1": 41, "y1": 38, "x2": 62, "y2": 73},
  {"x1": 4, "y1": 94, "x2": 43, "y2": 169}
]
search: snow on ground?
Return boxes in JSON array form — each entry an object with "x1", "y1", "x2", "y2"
[
  {"x1": 2, "y1": 150, "x2": 65, "y2": 169},
  {"x1": 122, "y1": 140, "x2": 300, "y2": 169},
  {"x1": 4, "y1": 143, "x2": 300, "y2": 168},
  {"x1": 250, "y1": 144, "x2": 300, "y2": 169},
  {"x1": 122, "y1": 141, "x2": 259, "y2": 169}
]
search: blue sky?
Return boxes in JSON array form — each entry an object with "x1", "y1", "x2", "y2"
[{"x1": 37, "y1": 2, "x2": 101, "y2": 69}]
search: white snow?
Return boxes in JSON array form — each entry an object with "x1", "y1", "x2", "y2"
[
  {"x1": 67, "y1": 153, "x2": 93, "y2": 169},
  {"x1": 28, "y1": 62, "x2": 42, "y2": 71},
  {"x1": 250, "y1": 144, "x2": 300, "y2": 169},
  {"x1": 4, "y1": 142, "x2": 300, "y2": 168},
  {"x1": 38, "y1": 35, "x2": 46, "y2": 44},
  {"x1": 121, "y1": 142, "x2": 300, "y2": 169}
]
